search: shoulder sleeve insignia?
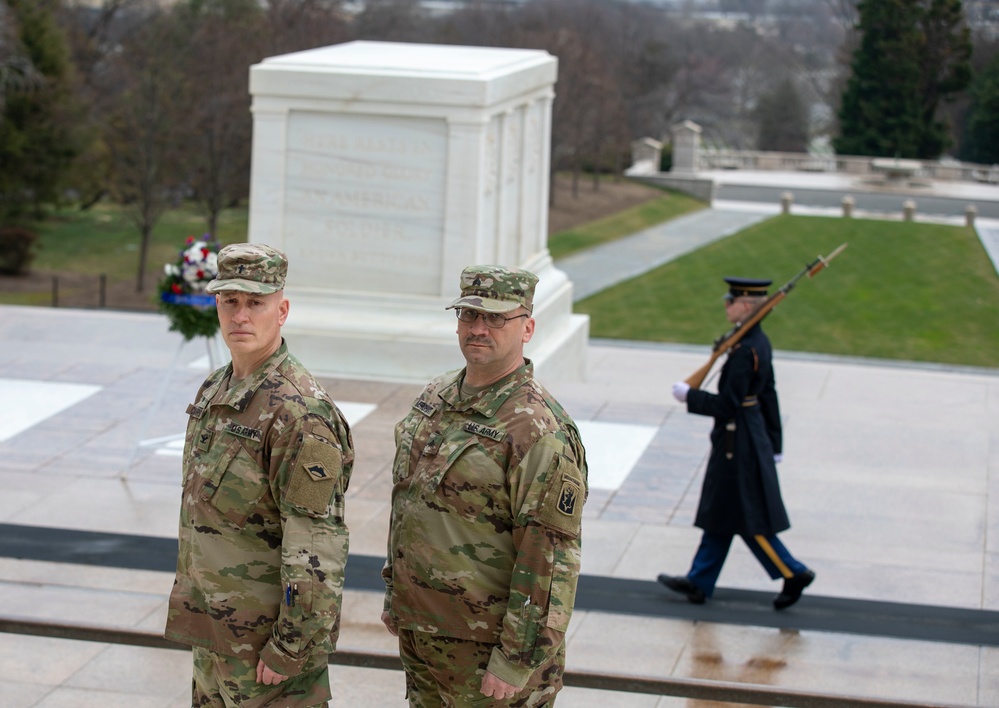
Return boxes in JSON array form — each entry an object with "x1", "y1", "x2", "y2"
[
  {"x1": 463, "y1": 421, "x2": 505, "y2": 442},
  {"x1": 286, "y1": 435, "x2": 342, "y2": 516},
  {"x1": 536, "y1": 453, "x2": 585, "y2": 539},
  {"x1": 306, "y1": 463, "x2": 330, "y2": 481},
  {"x1": 557, "y1": 480, "x2": 580, "y2": 516}
]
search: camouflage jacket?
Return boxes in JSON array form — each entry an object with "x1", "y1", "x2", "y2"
[
  {"x1": 382, "y1": 360, "x2": 587, "y2": 689},
  {"x1": 165, "y1": 341, "x2": 353, "y2": 677}
]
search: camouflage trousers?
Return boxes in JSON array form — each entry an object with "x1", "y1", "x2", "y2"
[
  {"x1": 191, "y1": 646, "x2": 330, "y2": 708},
  {"x1": 397, "y1": 629, "x2": 563, "y2": 708}
]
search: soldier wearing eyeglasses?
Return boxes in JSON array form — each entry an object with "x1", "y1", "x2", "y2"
[{"x1": 381, "y1": 265, "x2": 588, "y2": 707}]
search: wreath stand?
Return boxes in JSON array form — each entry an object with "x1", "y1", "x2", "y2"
[{"x1": 120, "y1": 294, "x2": 226, "y2": 481}]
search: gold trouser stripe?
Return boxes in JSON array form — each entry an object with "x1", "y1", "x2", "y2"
[{"x1": 755, "y1": 535, "x2": 793, "y2": 578}]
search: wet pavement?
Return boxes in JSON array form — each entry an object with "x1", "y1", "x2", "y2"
[
  {"x1": 1, "y1": 301, "x2": 997, "y2": 706},
  {"x1": 2, "y1": 169, "x2": 999, "y2": 706}
]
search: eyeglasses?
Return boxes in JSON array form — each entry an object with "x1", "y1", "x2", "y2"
[{"x1": 455, "y1": 308, "x2": 529, "y2": 329}]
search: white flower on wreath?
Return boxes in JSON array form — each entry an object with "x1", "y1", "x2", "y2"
[{"x1": 178, "y1": 241, "x2": 219, "y2": 292}]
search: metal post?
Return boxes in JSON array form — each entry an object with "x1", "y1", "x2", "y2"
[
  {"x1": 51, "y1": 276, "x2": 58, "y2": 307},
  {"x1": 99, "y1": 274, "x2": 107, "y2": 308}
]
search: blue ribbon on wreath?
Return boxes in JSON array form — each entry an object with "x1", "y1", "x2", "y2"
[{"x1": 161, "y1": 292, "x2": 216, "y2": 307}]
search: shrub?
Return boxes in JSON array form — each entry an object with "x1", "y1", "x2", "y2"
[
  {"x1": 659, "y1": 143, "x2": 673, "y2": 172},
  {"x1": 0, "y1": 226, "x2": 39, "y2": 275}
]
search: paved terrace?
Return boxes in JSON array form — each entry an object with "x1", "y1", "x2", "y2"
[
  {"x1": 4, "y1": 169, "x2": 999, "y2": 706},
  {"x1": 1, "y1": 300, "x2": 997, "y2": 706}
]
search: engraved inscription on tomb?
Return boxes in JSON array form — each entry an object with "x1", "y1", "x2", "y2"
[{"x1": 284, "y1": 113, "x2": 446, "y2": 295}]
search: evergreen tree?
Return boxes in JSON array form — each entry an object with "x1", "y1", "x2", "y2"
[
  {"x1": 834, "y1": 0, "x2": 971, "y2": 159},
  {"x1": 0, "y1": 0, "x2": 83, "y2": 220},
  {"x1": 961, "y1": 54, "x2": 999, "y2": 164},
  {"x1": 755, "y1": 78, "x2": 809, "y2": 152},
  {"x1": 0, "y1": 2, "x2": 43, "y2": 115}
]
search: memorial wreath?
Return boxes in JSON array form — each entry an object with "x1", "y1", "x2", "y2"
[{"x1": 157, "y1": 235, "x2": 221, "y2": 341}]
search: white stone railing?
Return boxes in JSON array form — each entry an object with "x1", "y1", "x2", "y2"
[{"x1": 694, "y1": 148, "x2": 998, "y2": 183}]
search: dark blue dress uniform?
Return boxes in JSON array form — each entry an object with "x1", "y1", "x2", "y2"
[{"x1": 660, "y1": 277, "x2": 814, "y2": 610}]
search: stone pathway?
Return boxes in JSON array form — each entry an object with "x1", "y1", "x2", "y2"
[{"x1": 556, "y1": 208, "x2": 769, "y2": 301}]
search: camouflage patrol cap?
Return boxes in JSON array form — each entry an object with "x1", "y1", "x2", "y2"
[
  {"x1": 446, "y1": 265, "x2": 538, "y2": 314},
  {"x1": 206, "y1": 243, "x2": 287, "y2": 294}
]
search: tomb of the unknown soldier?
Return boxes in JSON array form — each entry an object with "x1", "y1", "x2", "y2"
[{"x1": 247, "y1": 40, "x2": 588, "y2": 383}]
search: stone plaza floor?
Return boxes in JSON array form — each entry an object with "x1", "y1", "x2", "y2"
[{"x1": 1, "y1": 301, "x2": 997, "y2": 706}]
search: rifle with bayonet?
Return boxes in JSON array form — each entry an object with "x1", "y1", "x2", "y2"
[{"x1": 685, "y1": 243, "x2": 848, "y2": 390}]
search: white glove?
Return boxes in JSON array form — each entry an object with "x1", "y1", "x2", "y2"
[
  {"x1": 774, "y1": 454, "x2": 783, "y2": 464},
  {"x1": 672, "y1": 381, "x2": 690, "y2": 403}
]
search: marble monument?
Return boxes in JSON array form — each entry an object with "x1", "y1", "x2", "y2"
[{"x1": 248, "y1": 40, "x2": 588, "y2": 381}]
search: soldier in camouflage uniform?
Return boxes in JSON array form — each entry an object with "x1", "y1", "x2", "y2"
[
  {"x1": 165, "y1": 243, "x2": 353, "y2": 707},
  {"x1": 381, "y1": 265, "x2": 588, "y2": 707}
]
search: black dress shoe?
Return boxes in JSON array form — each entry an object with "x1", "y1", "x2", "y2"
[
  {"x1": 657, "y1": 574, "x2": 706, "y2": 604},
  {"x1": 773, "y1": 569, "x2": 815, "y2": 610}
]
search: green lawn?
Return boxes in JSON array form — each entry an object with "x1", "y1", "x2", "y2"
[
  {"x1": 576, "y1": 214, "x2": 999, "y2": 369},
  {"x1": 30, "y1": 202, "x2": 248, "y2": 280},
  {"x1": 10, "y1": 198, "x2": 999, "y2": 369},
  {"x1": 548, "y1": 190, "x2": 704, "y2": 260}
]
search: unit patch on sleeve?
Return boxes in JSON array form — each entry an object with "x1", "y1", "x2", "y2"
[
  {"x1": 537, "y1": 455, "x2": 584, "y2": 538},
  {"x1": 286, "y1": 434, "x2": 341, "y2": 516},
  {"x1": 557, "y1": 481, "x2": 580, "y2": 516},
  {"x1": 306, "y1": 463, "x2": 331, "y2": 481}
]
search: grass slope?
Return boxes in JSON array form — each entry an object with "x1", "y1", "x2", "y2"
[
  {"x1": 577, "y1": 214, "x2": 999, "y2": 368},
  {"x1": 32, "y1": 203, "x2": 247, "y2": 278},
  {"x1": 548, "y1": 190, "x2": 703, "y2": 260}
]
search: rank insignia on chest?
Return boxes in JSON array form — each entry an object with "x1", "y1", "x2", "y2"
[
  {"x1": 557, "y1": 480, "x2": 579, "y2": 516},
  {"x1": 306, "y1": 463, "x2": 330, "y2": 481},
  {"x1": 195, "y1": 430, "x2": 212, "y2": 452}
]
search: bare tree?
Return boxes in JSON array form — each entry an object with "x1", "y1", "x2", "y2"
[
  {"x1": 56, "y1": 0, "x2": 147, "y2": 209},
  {"x1": 103, "y1": 8, "x2": 185, "y2": 292},
  {"x1": 262, "y1": 0, "x2": 351, "y2": 55},
  {"x1": 173, "y1": 1, "x2": 261, "y2": 237},
  {"x1": 354, "y1": 0, "x2": 430, "y2": 42}
]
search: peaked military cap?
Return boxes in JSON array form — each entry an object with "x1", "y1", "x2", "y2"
[
  {"x1": 724, "y1": 276, "x2": 771, "y2": 298},
  {"x1": 446, "y1": 265, "x2": 538, "y2": 314},
  {"x1": 207, "y1": 243, "x2": 287, "y2": 294}
]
